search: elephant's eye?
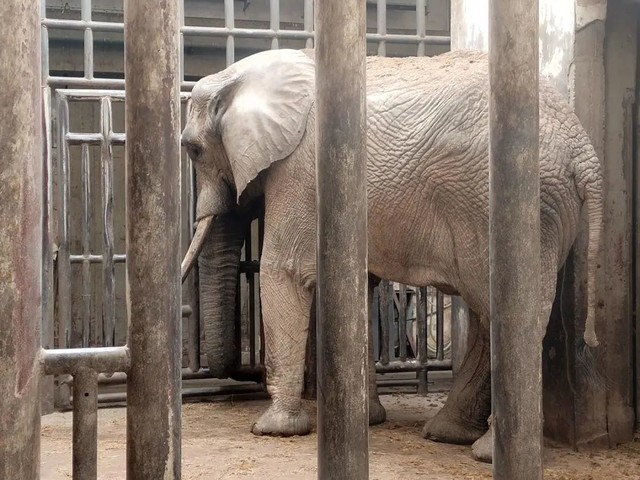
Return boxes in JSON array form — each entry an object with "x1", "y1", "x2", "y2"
[{"x1": 185, "y1": 143, "x2": 202, "y2": 162}]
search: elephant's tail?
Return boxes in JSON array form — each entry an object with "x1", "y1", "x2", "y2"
[{"x1": 574, "y1": 140, "x2": 603, "y2": 349}]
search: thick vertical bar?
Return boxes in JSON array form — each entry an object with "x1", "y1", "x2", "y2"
[
  {"x1": 125, "y1": 0, "x2": 182, "y2": 477},
  {"x1": 303, "y1": 0, "x2": 314, "y2": 49},
  {"x1": 489, "y1": 0, "x2": 541, "y2": 477},
  {"x1": 82, "y1": 0, "x2": 94, "y2": 80},
  {"x1": 315, "y1": 0, "x2": 368, "y2": 477},
  {"x1": 224, "y1": 0, "x2": 235, "y2": 66},
  {"x1": 377, "y1": 0, "x2": 386, "y2": 56},
  {"x1": 100, "y1": 97, "x2": 115, "y2": 347},
  {"x1": 41, "y1": 0, "x2": 49, "y2": 83},
  {"x1": 81, "y1": 144, "x2": 92, "y2": 347},
  {"x1": 398, "y1": 284, "x2": 407, "y2": 361},
  {"x1": 58, "y1": 96, "x2": 72, "y2": 349},
  {"x1": 379, "y1": 281, "x2": 390, "y2": 365},
  {"x1": 72, "y1": 368, "x2": 98, "y2": 480},
  {"x1": 246, "y1": 223, "x2": 256, "y2": 366},
  {"x1": 0, "y1": 0, "x2": 42, "y2": 475},
  {"x1": 416, "y1": 287, "x2": 428, "y2": 395},
  {"x1": 387, "y1": 283, "x2": 395, "y2": 360},
  {"x1": 436, "y1": 290, "x2": 444, "y2": 361},
  {"x1": 270, "y1": 0, "x2": 279, "y2": 49},
  {"x1": 416, "y1": 0, "x2": 426, "y2": 56}
]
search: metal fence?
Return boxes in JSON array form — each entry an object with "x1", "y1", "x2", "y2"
[{"x1": 42, "y1": 0, "x2": 453, "y2": 406}]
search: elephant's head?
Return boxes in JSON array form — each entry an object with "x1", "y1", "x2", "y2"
[{"x1": 180, "y1": 49, "x2": 315, "y2": 377}]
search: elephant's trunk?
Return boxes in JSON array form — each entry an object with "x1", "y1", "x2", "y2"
[{"x1": 197, "y1": 213, "x2": 246, "y2": 378}]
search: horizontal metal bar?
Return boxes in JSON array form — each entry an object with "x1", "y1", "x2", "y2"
[
  {"x1": 66, "y1": 132, "x2": 126, "y2": 145},
  {"x1": 69, "y1": 253, "x2": 126, "y2": 263},
  {"x1": 43, "y1": 18, "x2": 450, "y2": 45},
  {"x1": 375, "y1": 359, "x2": 451, "y2": 373},
  {"x1": 96, "y1": 383, "x2": 267, "y2": 405},
  {"x1": 57, "y1": 89, "x2": 192, "y2": 101},
  {"x1": 42, "y1": 346, "x2": 130, "y2": 376}
]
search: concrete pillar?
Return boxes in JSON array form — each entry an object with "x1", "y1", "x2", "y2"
[
  {"x1": 489, "y1": 0, "x2": 542, "y2": 477},
  {"x1": 315, "y1": 0, "x2": 369, "y2": 477},
  {"x1": 0, "y1": 0, "x2": 43, "y2": 478},
  {"x1": 124, "y1": 0, "x2": 182, "y2": 477}
]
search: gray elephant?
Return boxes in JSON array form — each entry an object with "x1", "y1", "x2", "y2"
[{"x1": 180, "y1": 48, "x2": 603, "y2": 461}]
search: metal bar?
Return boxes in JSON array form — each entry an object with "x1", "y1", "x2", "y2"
[
  {"x1": 416, "y1": 0, "x2": 426, "y2": 56},
  {"x1": 0, "y1": 0, "x2": 42, "y2": 474},
  {"x1": 247, "y1": 223, "x2": 256, "y2": 366},
  {"x1": 41, "y1": 18, "x2": 450, "y2": 45},
  {"x1": 57, "y1": 95, "x2": 72, "y2": 350},
  {"x1": 100, "y1": 97, "x2": 115, "y2": 347},
  {"x1": 398, "y1": 284, "x2": 407, "y2": 361},
  {"x1": 379, "y1": 282, "x2": 390, "y2": 365},
  {"x1": 97, "y1": 383, "x2": 267, "y2": 405},
  {"x1": 72, "y1": 368, "x2": 98, "y2": 480},
  {"x1": 303, "y1": 0, "x2": 313, "y2": 49},
  {"x1": 125, "y1": 0, "x2": 182, "y2": 476},
  {"x1": 375, "y1": 359, "x2": 451, "y2": 373},
  {"x1": 258, "y1": 214, "x2": 265, "y2": 367},
  {"x1": 377, "y1": 0, "x2": 387, "y2": 56},
  {"x1": 82, "y1": 144, "x2": 92, "y2": 347},
  {"x1": 269, "y1": 0, "x2": 279, "y2": 49},
  {"x1": 224, "y1": 0, "x2": 235, "y2": 66},
  {"x1": 489, "y1": 0, "x2": 541, "y2": 476},
  {"x1": 315, "y1": 0, "x2": 369, "y2": 477},
  {"x1": 81, "y1": 0, "x2": 93, "y2": 80},
  {"x1": 70, "y1": 254, "x2": 126, "y2": 263},
  {"x1": 417, "y1": 287, "x2": 428, "y2": 395},
  {"x1": 436, "y1": 290, "x2": 445, "y2": 361},
  {"x1": 41, "y1": 0, "x2": 49, "y2": 83},
  {"x1": 387, "y1": 282, "x2": 395, "y2": 360},
  {"x1": 42, "y1": 346, "x2": 130, "y2": 376}
]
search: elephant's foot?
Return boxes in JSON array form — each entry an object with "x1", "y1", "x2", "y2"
[
  {"x1": 251, "y1": 405, "x2": 311, "y2": 437},
  {"x1": 369, "y1": 398, "x2": 387, "y2": 426},
  {"x1": 471, "y1": 429, "x2": 492, "y2": 463},
  {"x1": 422, "y1": 408, "x2": 487, "y2": 445}
]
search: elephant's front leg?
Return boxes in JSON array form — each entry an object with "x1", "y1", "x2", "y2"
[{"x1": 251, "y1": 265, "x2": 313, "y2": 437}]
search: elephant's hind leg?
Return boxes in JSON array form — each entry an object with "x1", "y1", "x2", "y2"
[
  {"x1": 251, "y1": 264, "x2": 313, "y2": 437},
  {"x1": 422, "y1": 309, "x2": 491, "y2": 445}
]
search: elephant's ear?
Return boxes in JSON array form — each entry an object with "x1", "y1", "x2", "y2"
[{"x1": 221, "y1": 49, "x2": 315, "y2": 202}]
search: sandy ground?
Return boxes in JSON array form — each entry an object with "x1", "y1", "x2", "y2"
[{"x1": 41, "y1": 393, "x2": 640, "y2": 479}]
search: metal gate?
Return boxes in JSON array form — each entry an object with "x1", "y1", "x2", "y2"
[{"x1": 41, "y1": 0, "x2": 453, "y2": 408}]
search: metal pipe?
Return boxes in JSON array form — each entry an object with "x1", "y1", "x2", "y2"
[
  {"x1": 417, "y1": 287, "x2": 428, "y2": 395},
  {"x1": 269, "y1": 0, "x2": 279, "y2": 49},
  {"x1": 398, "y1": 284, "x2": 407, "y2": 361},
  {"x1": 377, "y1": 0, "x2": 387, "y2": 56},
  {"x1": 375, "y1": 359, "x2": 451, "y2": 373},
  {"x1": 315, "y1": 0, "x2": 368, "y2": 477},
  {"x1": 489, "y1": 0, "x2": 541, "y2": 476},
  {"x1": 303, "y1": 0, "x2": 313, "y2": 49},
  {"x1": 379, "y1": 282, "x2": 390, "y2": 365},
  {"x1": 0, "y1": 0, "x2": 42, "y2": 476},
  {"x1": 43, "y1": 346, "x2": 130, "y2": 376},
  {"x1": 97, "y1": 383, "x2": 267, "y2": 405},
  {"x1": 124, "y1": 0, "x2": 182, "y2": 476},
  {"x1": 58, "y1": 95, "x2": 72, "y2": 350},
  {"x1": 100, "y1": 97, "x2": 115, "y2": 347},
  {"x1": 416, "y1": 0, "x2": 426, "y2": 56},
  {"x1": 224, "y1": 0, "x2": 235, "y2": 66},
  {"x1": 81, "y1": 144, "x2": 92, "y2": 347},
  {"x1": 73, "y1": 368, "x2": 98, "y2": 480},
  {"x1": 81, "y1": 0, "x2": 94, "y2": 80},
  {"x1": 436, "y1": 290, "x2": 445, "y2": 361}
]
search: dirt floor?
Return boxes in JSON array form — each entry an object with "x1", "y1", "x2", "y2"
[{"x1": 41, "y1": 393, "x2": 640, "y2": 479}]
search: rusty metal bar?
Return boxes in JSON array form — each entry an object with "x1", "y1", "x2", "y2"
[
  {"x1": 81, "y1": 144, "x2": 93, "y2": 347},
  {"x1": 72, "y1": 368, "x2": 98, "y2": 480},
  {"x1": 436, "y1": 290, "x2": 445, "y2": 361},
  {"x1": 100, "y1": 97, "x2": 115, "y2": 347},
  {"x1": 489, "y1": 0, "x2": 541, "y2": 476},
  {"x1": 125, "y1": 0, "x2": 182, "y2": 476},
  {"x1": 417, "y1": 287, "x2": 428, "y2": 395},
  {"x1": 315, "y1": 0, "x2": 369, "y2": 476},
  {"x1": 42, "y1": 346, "x2": 130, "y2": 376},
  {"x1": 0, "y1": 0, "x2": 42, "y2": 476}
]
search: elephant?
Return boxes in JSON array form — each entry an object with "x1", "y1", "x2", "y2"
[{"x1": 180, "y1": 48, "x2": 603, "y2": 462}]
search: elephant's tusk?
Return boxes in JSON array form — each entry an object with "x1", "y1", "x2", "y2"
[{"x1": 181, "y1": 215, "x2": 214, "y2": 283}]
